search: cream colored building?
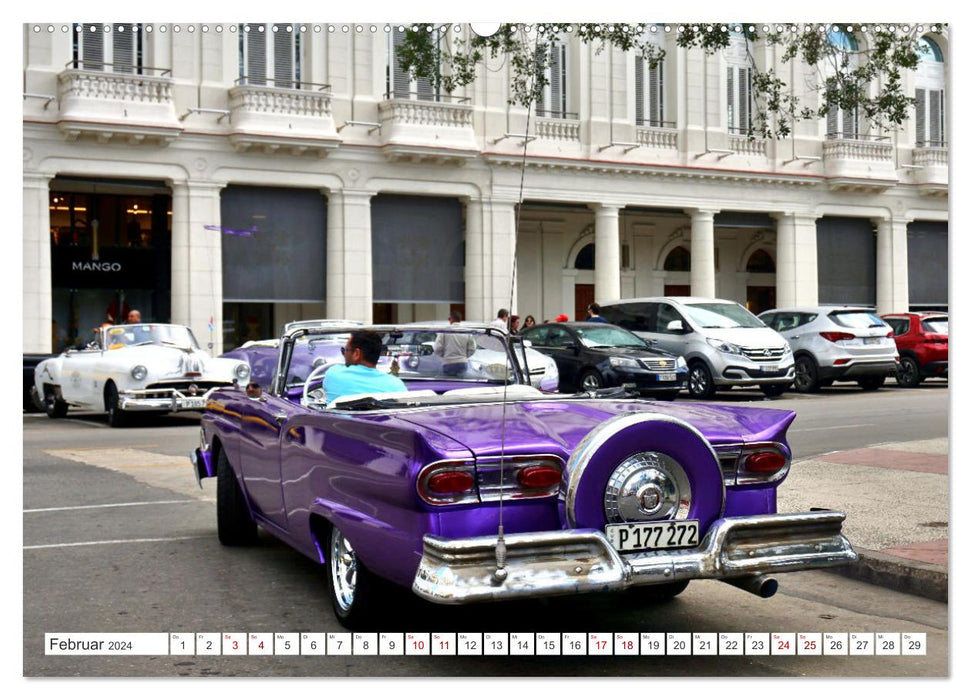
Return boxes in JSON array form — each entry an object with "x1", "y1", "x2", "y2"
[{"x1": 23, "y1": 23, "x2": 948, "y2": 354}]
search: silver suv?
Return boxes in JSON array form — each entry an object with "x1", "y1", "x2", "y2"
[
  {"x1": 599, "y1": 297, "x2": 794, "y2": 399},
  {"x1": 758, "y1": 306, "x2": 899, "y2": 392}
]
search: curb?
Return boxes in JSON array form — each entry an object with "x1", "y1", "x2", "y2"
[{"x1": 833, "y1": 548, "x2": 947, "y2": 603}]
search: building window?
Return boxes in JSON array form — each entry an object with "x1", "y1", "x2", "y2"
[
  {"x1": 663, "y1": 246, "x2": 691, "y2": 272},
  {"x1": 537, "y1": 39, "x2": 571, "y2": 118},
  {"x1": 746, "y1": 248, "x2": 776, "y2": 273},
  {"x1": 915, "y1": 37, "x2": 945, "y2": 147},
  {"x1": 726, "y1": 34, "x2": 752, "y2": 135},
  {"x1": 825, "y1": 31, "x2": 861, "y2": 139},
  {"x1": 72, "y1": 24, "x2": 143, "y2": 73},
  {"x1": 388, "y1": 28, "x2": 440, "y2": 101},
  {"x1": 238, "y1": 24, "x2": 302, "y2": 88},
  {"x1": 575, "y1": 244, "x2": 595, "y2": 270},
  {"x1": 635, "y1": 29, "x2": 665, "y2": 127}
]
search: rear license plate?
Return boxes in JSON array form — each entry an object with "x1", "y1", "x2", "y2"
[
  {"x1": 863, "y1": 337, "x2": 881, "y2": 345},
  {"x1": 605, "y1": 520, "x2": 700, "y2": 552},
  {"x1": 656, "y1": 372, "x2": 677, "y2": 382},
  {"x1": 182, "y1": 397, "x2": 206, "y2": 409}
]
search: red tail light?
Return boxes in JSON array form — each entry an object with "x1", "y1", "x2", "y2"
[
  {"x1": 517, "y1": 465, "x2": 562, "y2": 490},
  {"x1": 744, "y1": 451, "x2": 787, "y2": 473},
  {"x1": 886, "y1": 330, "x2": 894, "y2": 338},
  {"x1": 427, "y1": 471, "x2": 475, "y2": 494},
  {"x1": 820, "y1": 331, "x2": 855, "y2": 343}
]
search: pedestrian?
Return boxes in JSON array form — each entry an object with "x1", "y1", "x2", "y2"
[
  {"x1": 491, "y1": 308, "x2": 510, "y2": 330},
  {"x1": 586, "y1": 303, "x2": 608, "y2": 323},
  {"x1": 510, "y1": 315, "x2": 521, "y2": 334},
  {"x1": 434, "y1": 310, "x2": 477, "y2": 376},
  {"x1": 554, "y1": 314, "x2": 569, "y2": 323},
  {"x1": 127, "y1": 309, "x2": 142, "y2": 324},
  {"x1": 523, "y1": 315, "x2": 537, "y2": 330}
]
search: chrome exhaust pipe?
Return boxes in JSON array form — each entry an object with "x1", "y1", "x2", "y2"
[{"x1": 724, "y1": 575, "x2": 778, "y2": 598}]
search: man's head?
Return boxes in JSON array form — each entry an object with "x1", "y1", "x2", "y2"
[
  {"x1": 127, "y1": 309, "x2": 142, "y2": 323},
  {"x1": 586, "y1": 303, "x2": 601, "y2": 318},
  {"x1": 449, "y1": 310, "x2": 463, "y2": 324},
  {"x1": 496, "y1": 308, "x2": 509, "y2": 321},
  {"x1": 343, "y1": 330, "x2": 383, "y2": 368}
]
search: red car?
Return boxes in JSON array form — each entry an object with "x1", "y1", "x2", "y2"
[{"x1": 880, "y1": 313, "x2": 948, "y2": 387}]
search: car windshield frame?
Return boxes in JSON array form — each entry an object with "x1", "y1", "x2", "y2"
[
  {"x1": 573, "y1": 325, "x2": 649, "y2": 348},
  {"x1": 828, "y1": 310, "x2": 888, "y2": 330},
  {"x1": 272, "y1": 324, "x2": 529, "y2": 397},
  {"x1": 102, "y1": 323, "x2": 201, "y2": 349},
  {"x1": 681, "y1": 302, "x2": 765, "y2": 329}
]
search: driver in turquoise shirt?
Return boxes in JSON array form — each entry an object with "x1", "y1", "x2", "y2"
[{"x1": 324, "y1": 330, "x2": 407, "y2": 404}]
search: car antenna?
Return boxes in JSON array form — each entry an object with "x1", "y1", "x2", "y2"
[{"x1": 493, "y1": 29, "x2": 537, "y2": 586}]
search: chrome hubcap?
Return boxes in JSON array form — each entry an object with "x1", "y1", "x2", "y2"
[
  {"x1": 604, "y1": 452, "x2": 691, "y2": 524},
  {"x1": 582, "y1": 373, "x2": 601, "y2": 391},
  {"x1": 795, "y1": 360, "x2": 812, "y2": 388},
  {"x1": 330, "y1": 529, "x2": 357, "y2": 612},
  {"x1": 689, "y1": 368, "x2": 708, "y2": 394}
]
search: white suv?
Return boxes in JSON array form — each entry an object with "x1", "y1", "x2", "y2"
[
  {"x1": 759, "y1": 306, "x2": 898, "y2": 392},
  {"x1": 599, "y1": 297, "x2": 794, "y2": 399}
]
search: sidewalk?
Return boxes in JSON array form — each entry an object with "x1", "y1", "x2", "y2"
[{"x1": 777, "y1": 437, "x2": 948, "y2": 602}]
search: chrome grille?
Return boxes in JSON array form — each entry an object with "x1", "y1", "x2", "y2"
[
  {"x1": 740, "y1": 346, "x2": 786, "y2": 362},
  {"x1": 641, "y1": 358, "x2": 677, "y2": 372}
]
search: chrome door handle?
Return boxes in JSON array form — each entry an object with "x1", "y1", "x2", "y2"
[{"x1": 275, "y1": 412, "x2": 288, "y2": 425}]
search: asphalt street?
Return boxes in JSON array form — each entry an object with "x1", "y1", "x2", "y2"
[{"x1": 22, "y1": 381, "x2": 949, "y2": 678}]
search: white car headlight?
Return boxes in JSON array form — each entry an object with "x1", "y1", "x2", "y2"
[
  {"x1": 609, "y1": 356, "x2": 640, "y2": 369},
  {"x1": 706, "y1": 337, "x2": 743, "y2": 355},
  {"x1": 130, "y1": 365, "x2": 148, "y2": 381},
  {"x1": 676, "y1": 356, "x2": 687, "y2": 370},
  {"x1": 544, "y1": 356, "x2": 559, "y2": 379},
  {"x1": 782, "y1": 342, "x2": 793, "y2": 355},
  {"x1": 234, "y1": 363, "x2": 251, "y2": 381}
]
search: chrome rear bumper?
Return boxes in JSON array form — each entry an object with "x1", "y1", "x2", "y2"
[
  {"x1": 119, "y1": 388, "x2": 217, "y2": 412},
  {"x1": 412, "y1": 511, "x2": 856, "y2": 604}
]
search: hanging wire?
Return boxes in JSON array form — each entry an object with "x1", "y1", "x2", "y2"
[{"x1": 493, "y1": 24, "x2": 538, "y2": 585}]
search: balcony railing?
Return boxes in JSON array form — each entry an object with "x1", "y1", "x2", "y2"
[
  {"x1": 382, "y1": 91, "x2": 471, "y2": 104},
  {"x1": 729, "y1": 134, "x2": 767, "y2": 157},
  {"x1": 636, "y1": 125, "x2": 677, "y2": 150},
  {"x1": 377, "y1": 95, "x2": 477, "y2": 163},
  {"x1": 822, "y1": 135, "x2": 896, "y2": 192},
  {"x1": 227, "y1": 79, "x2": 339, "y2": 155},
  {"x1": 229, "y1": 81, "x2": 333, "y2": 118},
  {"x1": 822, "y1": 138, "x2": 894, "y2": 162},
  {"x1": 56, "y1": 63, "x2": 182, "y2": 144},
  {"x1": 534, "y1": 117, "x2": 581, "y2": 142}
]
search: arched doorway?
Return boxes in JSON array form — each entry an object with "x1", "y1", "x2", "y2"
[{"x1": 745, "y1": 248, "x2": 776, "y2": 313}]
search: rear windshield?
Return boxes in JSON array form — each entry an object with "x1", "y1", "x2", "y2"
[
  {"x1": 682, "y1": 303, "x2": 764, "y2": 329},
  {"x1": 828, "y1": 311, "x2": 887, "y2": 330},
  {"x1": 922, "y1": 317, "x2": 948, "y2": 335}
]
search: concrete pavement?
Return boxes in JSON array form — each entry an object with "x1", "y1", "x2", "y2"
[{"x1": 778, "y1": 436, "x2": 948, "y2": 602}]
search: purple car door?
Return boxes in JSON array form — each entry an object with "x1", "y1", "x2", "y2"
[{"x1": 237, "y1": 394, "x2": 293, "y2": 528}]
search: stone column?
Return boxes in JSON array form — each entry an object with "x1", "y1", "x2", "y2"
[
  {"x1": 875, "y1": 216, "x2": 911, "y2": 314},
  {"x1": 23, "y1": 172, "x2": 54, "y2": 352},
  {"x1": 325, "y1": 190, "x2": 346, "y2": 319},
  {"x1": 340, "y1": 190, "x2": 375, "y2": 324},
  {"x1": 590, "y1": 203, "x2": 622, "y2": 303},
  {"x1": 170, "y1": 180, "x2": 225, "y2": 353},
  {"x1": 687, "y1": 208, "x2": 718, "y2": 297},
  {"x1": 463, "y1": 197, "x2": 486, "y2": 322},
  {"x1": 484, "y1": 198, "x2": 518, "y2": 319},
  {"x1": 773, "y1": 212, "x2": 819, "y2": 307}
]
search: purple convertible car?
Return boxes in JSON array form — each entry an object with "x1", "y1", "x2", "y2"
[{"x1": 192, "y1": 322, "x2": 856, "y2": 628}]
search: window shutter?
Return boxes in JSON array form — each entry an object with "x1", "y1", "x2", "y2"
[
  {"x1": 535, "y1": 46, "x2": 546, "y2": 114},
  {"x1": 929, "y1": 89, "x2": 942, "y2": 145},
  {"x1": 827, "y1": 104, "x2": 838, "y2": 138},
  {"x1": 727, "y1": 67, "x2": 735, "y2": 130},
  {"x1": 739, "y1": 67, "x2": 750, "y2": 132},
  {"x1": 82, "y1": 24, "x2": 104, "y2": 71},
  {"x1": 842, "y1": 105, "x2": 856, "y2": 139},
  {"x1": 914, "y1": 89, "x2": 926, "y2": 145},
  {"x1": 550, "y1": 43, "x2": 563, "y2": 117},
  {"x1": 273, "y1": 25, "x2": 293, "y2": 88},
  {"x1": 246, "y1": 24, "x2": 266, "y2": 85},
  {"x1": 392, "y1": 30, "x2": 411, "y2": 99},
  {"x1": 649, "y1": 62, "x2": 662, "y2": 125},
  {"x1": 112, "y1": 25, "x2": 134, "y2": 73},
  {"x1": 634, "y1": 57, "x2": 644, "y2": 125}
]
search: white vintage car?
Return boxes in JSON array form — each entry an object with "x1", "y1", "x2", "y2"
[{"x1": 34, "y1": 324, "x2": 250, "y2": 427}]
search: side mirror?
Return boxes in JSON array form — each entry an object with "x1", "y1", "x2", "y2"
[
  {"x1": 522, "y1": 339, "x2": 533, "y2": 348},
  {"x1": 666, "y1": 320, "x2": 684, "y2": 332},
  {"x1": 420, "y1": 344, "x2": 434, "y2": 356}
]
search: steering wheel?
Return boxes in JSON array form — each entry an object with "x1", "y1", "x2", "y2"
[{"x1": 302, "y1": 361, "x2": 338, "y2": 406}]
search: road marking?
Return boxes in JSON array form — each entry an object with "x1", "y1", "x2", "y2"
[
  {"x1": 24, "y1": 499, "x2": 210, "y2": 514},
  {"x1": 24, "y1": 536, "x2": 209, "y2": 551},
  {"x1": 790, "y1": 423, "x2": 876, "y2": 433}
]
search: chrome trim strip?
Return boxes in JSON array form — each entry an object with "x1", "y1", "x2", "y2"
[
  {"x1": 412, "y1": 511, "x2": 857, "y2": 604},
  {"x1": 119, "y1": 387, "x2": 218, "y2": 412},
  {"x1": 564, "y1": 413, "x2": 724, "y2": 527}
]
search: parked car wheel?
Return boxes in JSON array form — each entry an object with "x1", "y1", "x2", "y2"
[
  {"x1": 793, "y1": 355, "x2": 820, "y2": 393},
  {"x1": 858, "y1": 376, "x2": 886, "y2": 391},
  {"x1": 44, "y1": 389, "x2": 68, "y2": 419},
  {"x1": 105, "y1": 383, "x2": 129, "y2": 428},
  {"x1": 628, "y1": 580, "x2": 690, "y2": 603},
  {"x1": 760, "y1": 383, "x2": 790, "y2": 398},
  {"x1": 328, "y1": 525, "x2": 381, "y2": 629},
  {"x1": 687, "y1": 362, "x2": 715, "y2": 399},
  {"x1": 216, "y1": 449, "x2": 258, "y2": 546},
  {"x1": 896, "y1": 356, "x2": 922, "y2": 388},
  {"x1": 578, "y1": 368, "x2": 604, "y2": 392}
]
